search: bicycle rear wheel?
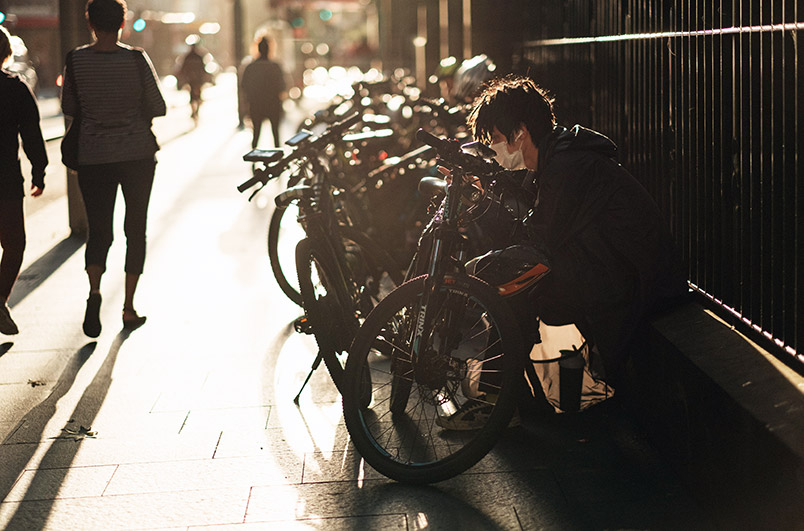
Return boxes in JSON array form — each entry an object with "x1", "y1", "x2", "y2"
[{"x1": 342, "y1": 274, "x2": 524, "y2": 483}]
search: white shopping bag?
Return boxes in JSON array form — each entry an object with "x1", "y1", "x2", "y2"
[{"x1": 526, "y1": 321, "x2": 614, "y2": 412}]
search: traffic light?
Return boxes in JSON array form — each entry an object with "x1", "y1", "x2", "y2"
[
  {"x1": 0, "y1": 12, "x2": 6, "y2": 24},
  {"x1": 287, "y1": 8, "x2": 305, "y2": 38},
  {"x1": 133, "y1": 18, "x2": 146, "y2": 31}
]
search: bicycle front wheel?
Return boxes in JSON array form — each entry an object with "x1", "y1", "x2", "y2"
[
  {"x1": 296, "y1": 237, "x2": 357, "y2": 390},
  {"x1": 268, "y1": 204, "x2": 305, "y2": 307},
  {"x1": 342, "y1": 274, "x2": 525, "y2": 484}
]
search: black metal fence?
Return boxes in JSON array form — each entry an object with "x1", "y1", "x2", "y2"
[{"x1": 521, "y1": 1, "x2": 802, "y2": 367}]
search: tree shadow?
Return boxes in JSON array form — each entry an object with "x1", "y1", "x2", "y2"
[{"x1": 2, "y1": 331, "x2": 129, "y2": 530}]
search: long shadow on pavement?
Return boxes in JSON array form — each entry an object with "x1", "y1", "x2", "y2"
[
  {"x1": 2, "y1": 331, "x2": 128, "y2": 531},
  {"x1": 0, "y1": 342, "x2": 96, "y2": 501},
  {"x1": 7, "y1": 235, "x2": 84, "y2": 308}
]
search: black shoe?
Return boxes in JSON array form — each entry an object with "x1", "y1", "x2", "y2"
[
  {"x1": 0, "y1": 304, "x2": 19, "y2": 335},
  {"x1": 83, "y1": 293, "x2": 102, "y2": 338}
]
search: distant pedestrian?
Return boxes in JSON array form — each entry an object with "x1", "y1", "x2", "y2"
[
  {"x1": 176, "y1": 41, "x2": 208, "y2": 121},
  {"x1": 60, "y1": 0, "x2": 166, "y2": 337},
  {"x1": 241, "y1": 36, "x2": 286, "y2": 148},
  {"x1": 0, "y1": 25, "x2": 47, "y2": 335}
]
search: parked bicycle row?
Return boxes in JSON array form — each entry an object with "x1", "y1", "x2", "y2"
[
  {"x1": 236, "y1": 65, "x2": 687, "y2": 485},
  {"x1": 237, "y1": 67, "x2": 543, "y2": 484}
]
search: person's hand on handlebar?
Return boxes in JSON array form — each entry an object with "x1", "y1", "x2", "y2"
[{"x1": 438, "y1": 166, "x2": 484, "y2": 193}]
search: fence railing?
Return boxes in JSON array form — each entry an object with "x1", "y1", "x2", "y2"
[{"x1": 522, "y1": 1, "x2": 802, "y2": 367}]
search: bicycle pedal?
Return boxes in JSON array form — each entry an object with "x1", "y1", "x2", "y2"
[{"x1": 293, "y1": 315, "x2": 314, "y2": 335}]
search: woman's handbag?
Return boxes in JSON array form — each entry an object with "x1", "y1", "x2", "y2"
[{"x1": 61, "y1": 51, "x2": 80, "y2": 170}]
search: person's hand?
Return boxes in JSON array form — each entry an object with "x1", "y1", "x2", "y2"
[
  {"x1": 31, "y1": 185, "x2": 44, "y2": 197},
  {"x1": 439, "y1": 166, "x2": 483, "y2": 192},
  {"x1": 437, "y1": 165, "x2": 452, "y2": 183}
]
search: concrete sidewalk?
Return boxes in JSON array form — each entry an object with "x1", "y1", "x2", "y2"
[{"x1": 1, "y1": 81, "x2": 715, "y2": 530}]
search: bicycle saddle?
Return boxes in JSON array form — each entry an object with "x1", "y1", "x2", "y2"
[
  {"x1": 418, "y1": 176, "x2": 447, "y2": 197},
  {"x1": 465, "y1": 244, "x2": 551, "y2": 297}
]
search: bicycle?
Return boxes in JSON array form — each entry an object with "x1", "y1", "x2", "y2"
[
  {"x1": 266, "y1": 124, "x2": 398, "y2": 308},
  {"x1": 341, "y1": 130, "x2": 549, "y2": 483},
  {"x1": 240, "y1": 113, "x2": 404, "y2": 401},
  {"x1": 267, "y1": 91, "x2": 467, "y2": 307}
]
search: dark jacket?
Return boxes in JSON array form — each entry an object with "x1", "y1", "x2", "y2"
[
  {"x1": 241, "y1": 58, "x2": 285, "y2": 117},
  {"x1": 0, "y1": 71, "x2": 47, "y2": 195},
  {"x1": 526, "y1": 125, "x2": 687, "y2": 380}
]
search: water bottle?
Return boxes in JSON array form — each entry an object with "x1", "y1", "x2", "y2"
[{"x1": 558, "y1": 347, "x2": 585, "y2": 412}]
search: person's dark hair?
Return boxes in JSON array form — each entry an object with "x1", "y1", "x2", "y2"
[
  {"x1": 468, "y1": 75, "x2": 556, "y2": 146},
  {"x1": 85, "y1": 0, "x2": 126, "y2": 34},
  {"x1": 0, "y1": 26, "x2": 11, "y2": 68},
  {"x1": 257, "y1": 37, "x2": 270, "y2": 58}
]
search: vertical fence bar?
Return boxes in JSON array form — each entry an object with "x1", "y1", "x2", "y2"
[{"x1": 521, "y1": 0, "x2": 801, "y2": 363}]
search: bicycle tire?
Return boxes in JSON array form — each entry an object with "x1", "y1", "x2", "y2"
[
  {"x1": 268, "y1": 205, "x2": 304, "y2": 307},
  {"x1": 296, "y1": 237, "x2": 356, "y2": 391},
  {"x1": 338, "y1": 226, "x2": 404, "y2": 304},
  {"x1": 342, "y1": 274, "x2": 525, "y2": 484}
]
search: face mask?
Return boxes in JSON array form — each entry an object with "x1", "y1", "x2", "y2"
[{"x1": 490, "y1": 130, "x2": 526, "y2": 170}]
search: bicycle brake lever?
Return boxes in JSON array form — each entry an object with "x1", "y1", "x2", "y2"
[{"x1": 248, "y1": 182, "x2": 264, "y2": 202}]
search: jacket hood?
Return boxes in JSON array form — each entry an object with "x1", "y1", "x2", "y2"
[{"x1": 539, "y1": 125, "x2": 618, "y2": 167}]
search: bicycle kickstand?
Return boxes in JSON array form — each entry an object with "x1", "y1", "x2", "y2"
[{"x1": 294, "y1": 350, "x2": 325, "y2": 405}]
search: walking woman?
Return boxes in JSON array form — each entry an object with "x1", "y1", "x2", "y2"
[
  {"x1": 0, "y1": 25, "x2": 47, "y2": 335},
  {"x1": 61, "y1": 0, "x2": 166, "y2": 337}
]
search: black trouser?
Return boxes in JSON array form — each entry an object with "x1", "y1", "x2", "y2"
[
  {"x1": 250, "y1": 112, "x2": 282, "y2": 149},
  {"x1": 78, "y1": 158, "x2": 156, "y2": 275},
  {"x1": 0, "y1": 198, "x2": 25, "y2": 302}
]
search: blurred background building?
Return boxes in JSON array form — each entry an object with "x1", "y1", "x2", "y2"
[{"x1": 0, "y1": 0, "x2": 530, "y2": 98}]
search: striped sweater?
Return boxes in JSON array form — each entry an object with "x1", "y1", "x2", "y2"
[{"x1": 61, "y1": 43, "x2": 166, "y2": 165}]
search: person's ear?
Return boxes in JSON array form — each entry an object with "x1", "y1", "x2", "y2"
[{"x1": 520, "y1": 126, "x2": 533, "y2": 144}]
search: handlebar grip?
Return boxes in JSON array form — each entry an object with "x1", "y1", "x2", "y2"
[
  {"x1": 237, "y1": 172, "x2": 265, "y2": 193},
  {"x1": 415, "y1": 129, "x2": 452, "y2": 151}
]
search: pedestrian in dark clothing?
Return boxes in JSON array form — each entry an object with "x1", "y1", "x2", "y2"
[
  {"x1": 61, "y1": 0, "x2": 166, "y2": 338},
  {"x1": 0, "y1": 25, "x2": 47, "y2": 335},
  {"x1": 177, "y1": 42, "x2": 207, "y2": 121},
  {"x1": 241, "y1": 36, "x2": 286, "y2": 148},
  {"x1": 469, "y1": 75, "x2": 687, "y2": 388},
  {"x1": 440, "y1": 75, "x2": 687, "y2": 428}
]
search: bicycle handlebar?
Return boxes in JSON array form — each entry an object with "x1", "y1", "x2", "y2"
[
  {"x1": 415, "y1": 129, "x2": 500, "y2": 178},
  {"x1": 237, "y1": 167, "x2": 268, "y2": 193},
  {"x1": 238, "y1": 111, "x2": 362, "y2": 196}
]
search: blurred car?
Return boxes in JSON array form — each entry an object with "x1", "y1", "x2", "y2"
[{"x1": 7, "y1": 35, "x2": 38, "y2": 92}]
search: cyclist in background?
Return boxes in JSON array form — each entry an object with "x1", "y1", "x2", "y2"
[{"x1": 177, "y1": 41, "x2": 208, "y2": 121}]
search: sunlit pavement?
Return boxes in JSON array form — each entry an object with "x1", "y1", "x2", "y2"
[{"x1": 0, "y1": 75, "x2": 715, "y2": 530}]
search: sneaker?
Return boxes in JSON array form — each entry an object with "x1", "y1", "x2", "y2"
[
  {"x1": 0, "y1": 304, "x2": 19, "y2": 335},
  {"x1": 435, "y1": 394, "x2": 521, "y2": 431}
]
